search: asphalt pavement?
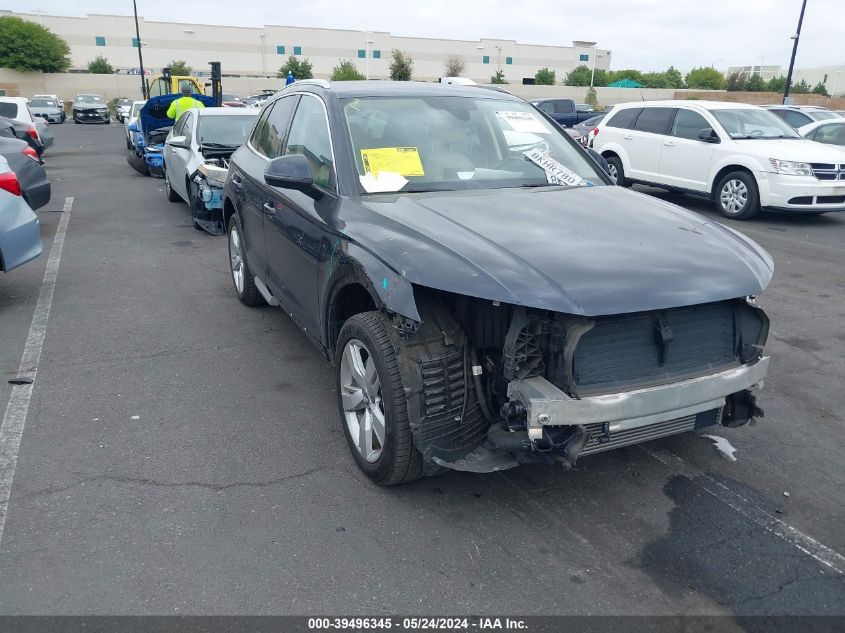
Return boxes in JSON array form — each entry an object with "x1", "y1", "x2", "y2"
[{"x1": 0, "y1": 123, "x2": 843, "y2": 617}]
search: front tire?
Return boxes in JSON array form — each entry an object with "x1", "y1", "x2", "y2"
[
  {"x1": 606, "y1": 155, "x2": 629, "y2": 187},
  {"x1": 227, "y1": 216, "x2": 263, "y2": 306},
  {"x1": 336, "y1": 312, "x2": 424, "y2": 486},
  {"x1": 165, "y1": 172, "x2": 181, "y2": 202},
  {"x1": 715, "y1": 171, "x2": 760, "y2": 220}
]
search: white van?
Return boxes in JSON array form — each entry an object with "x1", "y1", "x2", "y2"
[{"x1": 594, "y1": 100, "x2": 845, "y2": 219}]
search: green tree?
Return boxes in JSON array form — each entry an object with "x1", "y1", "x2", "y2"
[
  {"x1": 330, "y1": 60, "x2": 365, "y2": 81},
  {"x1": 444, "y1": 55, "x2": 466, "y2": 77},
  {"x1": 606, "y1": 69, "x2": 643, "y2": 84},
  {"x1": 791, "y1": 79, "x2": 811, "y2": 94},
  {"x1": 87, "y1": 55, "x2": 114, "y2": 74},
  {"x1": 767, "y1": 75, "x2": 787, "y2": 93},
  {"x1": 663, "y1": 66, "x2": 685, "y2": 89},
  {"x1": 811, "y1": 81, "x2": 829, "y2": 96},
  {"x1": 0, "y1": 16, "x2": 70, "y2": 72},
  {"x1": 490, "y1": 69, "x2": 507, "y2": 84},
  {"x1": 535, "y1": 67, "x2": 556, "y2": 85},
  {"x1": 726, "y1": 72, "x2": 747, "y2": 92},
  {"x1": 564, "y1": 65, "x2": 591, "y2": 86},
  {"x1": 389, "y1": 49, "x2": 413, "y2": 81},
  {"x1": 584, "y1": 86, "x2": 599, "y2": 108},
  {"x1": 685, "y1": 66, "x2": 726, "y2": 90},
  {"x1": 167, "y1": 59, "x2": 192, "y2": 75},
  {"x1": 640, "y1": 71, "x2": 669, "y2": 88},
  {"x1": 278, "y1": 55, "x2": 313, "y2": 80},
  {"x1": 745, "y1": 73, "x2": 766, "y2": 92}
]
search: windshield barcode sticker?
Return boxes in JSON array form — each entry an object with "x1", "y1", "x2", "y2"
[
  {"x1": 524, "y1": 148, "x2": 588, "y2": 187},
  {"x1": 496, "y1": 111, "x2": 548, "y2": 134}
]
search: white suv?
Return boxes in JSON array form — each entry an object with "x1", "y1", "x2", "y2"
[{"x1": 594, "y1": 100, "x2": 845, "y2": 219}]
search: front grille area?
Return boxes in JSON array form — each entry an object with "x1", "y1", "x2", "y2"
[
  {"x1": 580, "y1": 408, "x2": 722, "y2": 456},
  {"x1": 572, "y1": 302, "x2": 738, "y2": 395},
  {"x1": 810, "y1": 163, "x2": 845, "y2": 181}
]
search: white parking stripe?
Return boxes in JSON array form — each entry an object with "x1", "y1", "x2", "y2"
[
  {"x1": 0, "y1": 197, "x2": 72, "y2": 547},
  {"x1": 642, "y1": 446, "x2": 845, "y2": 575}
]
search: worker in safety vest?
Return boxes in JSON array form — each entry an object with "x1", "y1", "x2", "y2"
[{"x1": 166, "y1": 84, "x2": 205, "y2": 120}]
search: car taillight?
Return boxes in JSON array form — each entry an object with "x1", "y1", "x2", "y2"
[
  {"x1": 0, "y1": 172, "x2": 22, "y2": 196},
  {"x1": 26, "y1": 125, "x2": 38, "y2": 140},
  {"x1": 23, "y1": 146, "x2": 39, "y2": 161},
  {"x1": 592, "y1": 128, "x2": 599, "y2": 137}
]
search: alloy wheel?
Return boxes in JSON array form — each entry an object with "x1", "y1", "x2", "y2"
[
  {"x1": 339, "y1": 339, "x2": 385, "y2": 463},
  {"x1": 720, "y1": 179, "x2": 748, "y2": 215},
  {"x1": 229, "y1": 225, "x2": 245, "y2": 294},
  {"x1": 607, "y1": 163, "x2": 619, "y2": 183}
]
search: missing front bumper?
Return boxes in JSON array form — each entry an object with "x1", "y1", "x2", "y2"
[{"x1": 508, "y1": 357, "x2": 769, "y2": 441}]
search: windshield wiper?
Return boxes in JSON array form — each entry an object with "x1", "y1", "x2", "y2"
[{"x1": 200, "y1": 141, "x2": 239, "y2": 149}]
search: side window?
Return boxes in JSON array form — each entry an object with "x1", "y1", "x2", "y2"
[
  {"x1": 536, "y1": 102, "x2": 554, "y2": 115},
  {"x1": 285, "y1": 96, "x2": 335, "y2": 190},
  {"x1": 606, "y1": 107, "x2": 642, "y2": 130},
  {"x1": 634, "y1": 107, "x2": 675, "y2": 135},
  {"x1": 249, "y1": 105, "x2": 273, "y2": 155},
  {"x1": 182, "y1": 113, "x2": 194, "y2": 143},
  {"x1": 263, "y1": 96, "x2": 298, "y2": 159},
  {"x1": 782, "y1": 110, "x2": 811, "y2": 128},
  {"x1": 149, "y1": 78, "x2": 166, "y2": 98},
  {"x1": 172, "y1": 112, "x2": 188, "y2": 136},
  {"x1": 553, "y1": 100, "x2": 574, "y2": 114},
  {"x1": 671, "y1": 109, "x2": 710, "y2": 140}
]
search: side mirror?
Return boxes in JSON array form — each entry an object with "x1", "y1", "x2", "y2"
[
  {"x1": 166, "y1": 135, "x2": 189, "y2": 149},
  {"x1": 127, "y1": 122, "x2": 139, "y2": 133},
  {"x1": 264, "y1": 154, "x2": 316, "y2": 194},
  {"x1": 697, "y1": 128, "x2": 720, "y2": 144}
]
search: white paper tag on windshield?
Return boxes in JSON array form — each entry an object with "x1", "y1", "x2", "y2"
[
  {"x1": 496, "y1": 111, "x2": 547, "y2": 134},
  {"x1": 359, "y1": 171, "x2": 409, "y2": 193},
  {"x1": 524, "y1": 148, "x2": 588, "y2": 187}
]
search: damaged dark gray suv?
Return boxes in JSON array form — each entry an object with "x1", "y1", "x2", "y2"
[{"x1": 222, "y1": 81, "x2": 773, "y2": 485}]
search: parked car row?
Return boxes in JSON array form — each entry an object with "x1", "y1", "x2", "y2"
[
  {"x1": 593, "y1": 100, "x2": 845, "y2": 219},
  {"x1": 0, "y1": 97, "x2": 53, "y2": 158}
]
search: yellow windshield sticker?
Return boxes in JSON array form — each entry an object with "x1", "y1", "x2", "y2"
[{"x1": 360, "y1": 147, "x2": 425, "y2": 177}]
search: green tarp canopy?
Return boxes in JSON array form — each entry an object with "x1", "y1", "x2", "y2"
[{"x1": 607, "y1": 79, "x2": 645, "y2": 88}]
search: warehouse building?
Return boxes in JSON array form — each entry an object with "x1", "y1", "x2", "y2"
[{"x1": 2, "y1": 11, "x2": 613, "y2": 84}]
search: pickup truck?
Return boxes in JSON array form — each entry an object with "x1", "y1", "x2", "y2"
[{"x1": 531, "y1": 98, "x2": 596, "y2": 128}]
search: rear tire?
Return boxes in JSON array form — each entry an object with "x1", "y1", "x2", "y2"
[
  {"x1": 606, "y1": 155, "x2": 629, "y2": 187},
  {"x1": 336, "y1": 312, "x2": 424, "y2": 486},
  {"x1": 227, "y1": 216, "x2": 263, "y2": 306},
  {"x1": 715, "y1": 171, "x2": 760, "y2": 220}
]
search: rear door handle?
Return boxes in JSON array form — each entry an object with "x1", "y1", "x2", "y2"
[
  {"x1": 263, "y1": 202, "x2": 277, "y2": 217},
  {"x1": 663, "y1": 141, "x2": 676, "y2": 147}
]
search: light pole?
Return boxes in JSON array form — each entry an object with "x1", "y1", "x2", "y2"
[
  {"x1": 831, "y1": 70, "x2": 841, "y2": 97},
  {"x1": 363, "y1": 32, "x2": 374, "y2": 79},
  {"x1": 259, "y1": 32, "x2": 267, "y2": 76},
  {"x1": 783, "y1": 0, "x2": 808, "y2": 103},
  {"x1": 132, "y1": 0, "x2": 147, "y2": 99},
  {"x1": 590, "y1": 51, "x2": 604, "y2": 88},
  {"x1": 30, "y1": 8, "x2": 47, "y2": 25}
]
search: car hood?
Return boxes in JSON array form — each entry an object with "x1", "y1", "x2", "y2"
[
  {"x1": 140, "y1": 94, "x2": 215, "y2": 132},
  {"x1": 357, "y1": 186, "x2": 773, "y2": 316},
  {"x1": 73, "y1": 103, "x2": 106, "y2": 111},
  {"x1": 30, "y1": 106, "x2": 61, "y2": 114},
  {"x1": 734, "y1": 138, "x2": 845, "y2": 163}
]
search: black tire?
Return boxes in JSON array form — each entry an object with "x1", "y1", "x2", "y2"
[
  {"x1": 227, "y1": 215, "x2": 263, "y2": 306},
  {"x1": 126, "y1": 136, "x2": 132, "y2": 150},
  {"x1": 105, "y1": 119, "x2": 111, "y2": 125},
  {"x1": 714, "y1": 171, "x2": 760, "y2": 220},
  {"x1": 606, "y1": 155, "x2": 629, "y2": 187},
  {"x1": 335, "y1": 312, "x2": 424, "y2": 486},
  {"x1": 74, "y1": 119, "x2": 79, "y2": 124},
  {"x1": 165, "y1": 172, "x2": 181, "y2": 202},
  {"x1": 188, "y1": 180, "x2": 203, "y2": 229}
]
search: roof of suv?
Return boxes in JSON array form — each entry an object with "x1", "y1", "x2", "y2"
[
  {"x1": 279, "y1": 80, "x2": 520, "y2": 101},
  {"x1": 609, "y1": 100, "x2": 761, "y2": 110}
]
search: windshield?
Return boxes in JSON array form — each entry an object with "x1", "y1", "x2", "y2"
[
  {"x1": 131, "y1": 102, "x2": 146, "y2": 117},
  {"x1": 118, "y1": 99, "x2": 132, "y2": 107},
  {"x1": 811, "y1": 111, "x2": 842, "y2": 121},
  {"x1": 709, "y1": 108, "x2": 800, "y2": 139},
  {"x1": 30, "y1": 99, "x2": 57, "y2": 108},
  {"x1": 197, "y1": 115, "x2": 257, "y2": 147},
  {"x1": 76, "y1": 95, "x2": 104, "y2": 104},
  {"x1": 342, "y1": 96, "x2": 605, "y2": 193}
]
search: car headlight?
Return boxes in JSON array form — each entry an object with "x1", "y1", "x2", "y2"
[
  {"x1": 98, "y1": 108, "x2": 108, "y2": 113},
  {"x1": 197, "y1": 163, "x2": 228, "y2": 187},
  {"x1": 769, "y1": 159, "x2": 812, "y2": 176}
]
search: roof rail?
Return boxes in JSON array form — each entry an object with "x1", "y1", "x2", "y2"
[{"x1": 291, "y1": 79, "x2": 330, "y2": 89}]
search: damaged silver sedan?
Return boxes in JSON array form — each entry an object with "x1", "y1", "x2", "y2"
[
  {"x1": 163, "y1": 108, "x2": 257, "y2": 234},
  {"x1": 221, "y1": 81, "x2": 773, "y2": 485}
]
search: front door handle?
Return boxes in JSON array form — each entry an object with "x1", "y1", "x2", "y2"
[
  {"x1": 231, "y1": 174, "x2": 244, "y2": 190},
  {"x1": 663, "y1": 141, "x2": 676, "y2": 147},
  {"x1": 623, "y1": 134, "x2": 633, "y2": 140},
  {"x1": 263, "y1": 202, "x2": 277, "y2": 218}
]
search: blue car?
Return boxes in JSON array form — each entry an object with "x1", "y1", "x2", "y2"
[
  {"x1": 0, "y1": 156, "x2": 42, "y2": 272},
  {"x1": 127, "y1": 93, "x2": 215, "y2": 177}
]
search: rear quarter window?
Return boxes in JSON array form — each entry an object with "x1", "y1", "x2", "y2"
[
  {"x1": 634, "y1": 107, "x2": 675, "y2": 134},
  {"x1": 0, "y1": 102, "x2": 19, "y2": 119},
  {"x1": 606, "y1": 107, "x2": 642, "y2": 130}
]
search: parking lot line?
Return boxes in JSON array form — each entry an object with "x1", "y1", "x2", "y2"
[
  {"x1": 642, "y1": 445, "x2": 845, "y2": 575},
  {"x1": 0, "y1": 197, "x2": 72, "y2": 547}
]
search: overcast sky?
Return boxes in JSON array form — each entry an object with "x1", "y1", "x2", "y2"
[{"x1": 6, "y1": 0, "x2": 840, "y2": 72}]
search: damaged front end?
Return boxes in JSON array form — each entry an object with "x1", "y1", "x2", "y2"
[
  {"x1": 190, "y1": 160, "x2": 228, "y2": 235},
  {"x1": 385, "y1": 290, "x2": 770, "y2": 473}
]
